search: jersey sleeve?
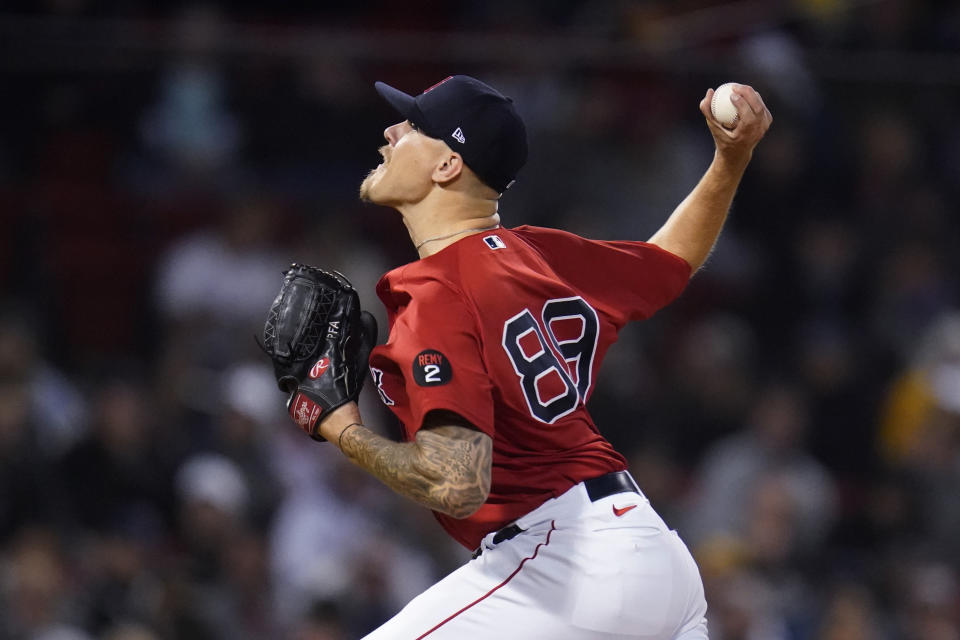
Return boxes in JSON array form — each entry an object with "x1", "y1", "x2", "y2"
[
  {"x1": 402, "y1": 280, "x2": 495, "y2": 438},
  {"x1": 594, "y1": 239, "x2": 692, "y2": 325},
  {"x1": 516, "y1": 227, "x2": 692, "y2": 328}
]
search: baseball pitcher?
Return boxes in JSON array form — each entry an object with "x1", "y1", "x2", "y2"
[{"x1": 262, "y1": 75, "x2": 771, "y2": 638}]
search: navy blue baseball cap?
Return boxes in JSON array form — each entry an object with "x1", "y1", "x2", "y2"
[{"x1": 374, "y1": 75, "x2": 528, "y2": 193}]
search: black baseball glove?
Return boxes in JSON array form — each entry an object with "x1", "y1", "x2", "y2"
[{"x1": 259, "y1": 264, "x2": 377, "y2": 441}]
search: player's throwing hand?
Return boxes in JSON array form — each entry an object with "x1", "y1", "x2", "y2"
[{"x1": 699, "y1": 84, "x2": 773, "y2": 164}]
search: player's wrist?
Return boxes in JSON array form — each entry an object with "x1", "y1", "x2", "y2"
[
  {"x1": 711, "y1": 148, "x2": 752, "y2": 177},
  {"x1": 317, "y1": 401, "x2": 363, "y2": 443}
]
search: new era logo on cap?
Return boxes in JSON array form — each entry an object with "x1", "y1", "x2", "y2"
[{"x1": 452, "y1": 127, "x2": 466, "y2": 144}]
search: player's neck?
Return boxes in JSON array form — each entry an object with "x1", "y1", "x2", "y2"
[
  {"x1": 406, "y1": 214, "x2": 501, "y2": 258},
  {"x1": 400, "y1": 192, "x2": 500, "y2": 258}
]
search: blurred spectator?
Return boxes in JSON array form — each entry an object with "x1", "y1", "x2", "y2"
[
  {"x1": 0, "y1": 528, "x2": 91, "y2": 640},
  {"x1": 152, "y1": 193, "x2": 290, "y2": 427},
  {"x1": 816, "y1": 582, "x2": 888, "y2": 640},
  {"x1": 885, "y1": 560, "x2": 960, "y2": 640},
  {"x1": 0, "y1": 369, "x2": 61, "y2": 541},
  {"x1": 175, "y1": 453, "x2": 250, "y2": 581},
  {"x1": 216, "y1": 362, "x2": 285, "y2": 528},
  {"x1": 140, "y1": 60, "x2": 240, "y2": 176},
  {"x1": 154, "y1": 196, "x2": 287, "y2": 336},
  {"x1": 218, "y1": 528, "x2": 279, "y2": 639},
  {"x1": 695, "y1": 547, "x2": 792, "y2": 640},
  {"x1": 880, "y1": 310, "x2": 960, "y2": 465},
  {"x1": 291, "y1": 599, "x2": 348, "y2": 640},
  {"x1": 171, "y1": 453, "x2": 281, "y2": 638},
  {"x1": 879, "y1": 310, "x2": 960, "y2": 561},
  {"x1": 739, "y1": 30, "x2": 821, "y2": 119},
  {"x1": 58, "y1": 377, "x2": 175, "y2": 535},
  {"x1": 870, "y1": 244, "x2": 956, "y2": 362},
  {"x1": 682, "y1": 382, "x2": 837, "y2": 552},
  {"x1": 267, "y1": 442, "x2": 438, "y2": 633},
  {"x1": 137, "y1": 5, "x2": 241, "y2": 192},
  {"x1": 78, "y1": 531, "x2": 164, "y2": 637},
  {"x1": 661, "y1": 313, "x2": 758, "y2": 461},
  {"x1": 793, "y1": 316, "x2": 878, "y2": 474},
  {"x1": 0, "y1": 306, "x2": 87, "y2": 457},
  {"x1": 694, "y1": 472, "x2": 824, "y2": 639}
]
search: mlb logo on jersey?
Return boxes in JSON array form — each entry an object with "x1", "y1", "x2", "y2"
[{"x1": 483, "y1": 235, "x2": 506, "y2": 250}]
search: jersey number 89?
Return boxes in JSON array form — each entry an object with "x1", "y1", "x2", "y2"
[{"x1": 501, "y1": 296, "x2": 599, "y2": 423}]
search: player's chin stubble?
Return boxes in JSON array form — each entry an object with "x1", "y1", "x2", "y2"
[
  {"x1": 358, "y1": 171, "x2": 374, "y2": 202},
  {"x1": 358, "y1": 167, "x2": 380, "y2": 202}
]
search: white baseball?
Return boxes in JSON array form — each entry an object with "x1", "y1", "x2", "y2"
[{"x1": 710, "y1": 83, "x2": 741, "y2": 129}]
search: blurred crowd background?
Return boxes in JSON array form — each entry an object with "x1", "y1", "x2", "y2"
[{"x1": 2, "y1": 1, "x2": 959, "y2": 638}]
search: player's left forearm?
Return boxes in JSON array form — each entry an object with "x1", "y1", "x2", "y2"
[
  {"x1": 340, "y1": 424, "x2": 491, "y2": 518},
  {"x1": 318, "y1": 404, "x2": 492, "y2": 518},
  {"x1": 647, "y1": 152, "x2": 749, "y2": 272}
]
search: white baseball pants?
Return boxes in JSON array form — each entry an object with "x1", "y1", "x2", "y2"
[{"x1": 363, "y1": 478, "x2": 709, "y2": 639}]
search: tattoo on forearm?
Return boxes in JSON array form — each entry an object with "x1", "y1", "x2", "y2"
[{"x1": 339, "y1": 424, "x2": 492, "y2": 518}]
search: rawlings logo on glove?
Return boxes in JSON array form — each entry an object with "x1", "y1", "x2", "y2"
[
  {"x1": 293, "y1": 393, "x2": 323, "y2": 429},
  {"x1": 309, "y1": 358, "x2": 331, "y2": 379},
  {"x1": 259, "y1": 264, "x2": 377, "y2": 441}
]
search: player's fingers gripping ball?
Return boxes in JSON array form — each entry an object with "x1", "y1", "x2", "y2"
[
  {"x1": 710, "y1": 82, "x2": 741, "y2": 129},
  {"x1": 260, "y1": 264, "x2": 377, "y2": 440}
]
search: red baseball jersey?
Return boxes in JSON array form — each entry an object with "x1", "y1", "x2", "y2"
[{"x1": 368, "y1": 225, "x2": 691, "y2": 549}]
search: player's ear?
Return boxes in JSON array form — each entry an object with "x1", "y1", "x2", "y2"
[{"x1": 432, "y1": 151, "x2": 464, "y2": 185}]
